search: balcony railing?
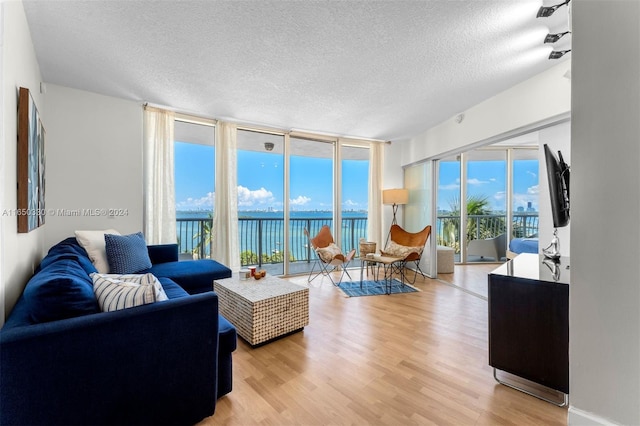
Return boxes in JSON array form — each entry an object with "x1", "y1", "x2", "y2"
[
  {"x1": 435, "y1": 212, "x2": 539, "y2": 252},
  {"x1": 177, "y1": 212, "x2": 538, "y2": 265},
  {"x1": 177, "y1": 217, "x2": 368, "y2": 266}
]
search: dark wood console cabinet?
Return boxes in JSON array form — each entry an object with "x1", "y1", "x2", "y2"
[{"x1": 488, "y1": 253, "x2": 569, "y2": 398}]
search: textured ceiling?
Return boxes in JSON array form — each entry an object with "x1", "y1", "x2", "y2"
[{"x1": 22, "y1": 0, "x2": 571, "y2": 141}]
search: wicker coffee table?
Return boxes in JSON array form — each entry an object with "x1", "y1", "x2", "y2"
[{"x1": 213, "y1": 275, "x2": 309, "y2": 346}]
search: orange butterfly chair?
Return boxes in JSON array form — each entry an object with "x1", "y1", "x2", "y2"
[
  {"x1": 380, "y1": 224, "x2": 431, "y2": 284},
  {"x1": 304, "y1": 225, "x2": 356, "y2": 286}
]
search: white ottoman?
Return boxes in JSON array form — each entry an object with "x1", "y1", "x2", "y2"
[{"x1": 437, "y1": 245, "x2": 455, "y2": 274}]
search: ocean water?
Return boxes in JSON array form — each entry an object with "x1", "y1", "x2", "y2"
[{"x1": 177, "y1": 210, "x2": 368, "y2": 260}]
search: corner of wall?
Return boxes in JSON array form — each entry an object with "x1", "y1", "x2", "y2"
[
  {"x1": 0, "y1": 0, "x2": 5, "y2": 325},
  {"x1": 568, "y1": 406, "x2": 620, "y2": 426},
  {"x1": 2, "y1": 0, "x2": 46, "y2": 323}
]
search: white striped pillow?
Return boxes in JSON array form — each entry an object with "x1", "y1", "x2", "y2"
[{"x1": 90, "y1": 273, "x2": 168, "y2": 312}]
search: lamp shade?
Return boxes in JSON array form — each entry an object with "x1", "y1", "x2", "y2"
[{"x1": 382, "y1": 188, "x2": 409, "y2": 205}]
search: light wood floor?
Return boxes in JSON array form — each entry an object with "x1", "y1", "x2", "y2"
[{"x1": 199, "y1": 265, "x2": 567, "y2": 426}]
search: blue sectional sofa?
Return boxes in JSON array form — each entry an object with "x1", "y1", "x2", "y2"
[{"x1": 0, "y1": 237, "x2": 235, "y2": 425}]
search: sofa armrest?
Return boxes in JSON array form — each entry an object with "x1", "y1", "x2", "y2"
[
  {"x1": 0, "y1": 293, "x2": 219, "y2": 426},
  {"x1": 147, "y1": 243, "x2": 179, "y2": 264}
]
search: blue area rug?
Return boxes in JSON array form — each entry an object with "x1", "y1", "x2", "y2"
[{"x1": 336, "y1": 279, "x2": 420, "y2": 297}]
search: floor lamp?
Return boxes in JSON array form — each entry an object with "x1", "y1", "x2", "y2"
[{"x1": 382, "y1": 188, "x2": 409, "y2": 248}]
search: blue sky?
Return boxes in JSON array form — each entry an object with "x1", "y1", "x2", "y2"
[
  {"x1": 438, "y1": 159, "x2": 539, "y2": 212},
  {"x1": 175, "y1": 142, "x2": 369, "y2": 211},
  {"x1": 175, "y1": 142, "x2": 539, "y2": 213}
]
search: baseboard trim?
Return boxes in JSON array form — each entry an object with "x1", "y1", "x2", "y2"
[{"x1": 568, "y1": 406, "x2": 620, "y2": 426}]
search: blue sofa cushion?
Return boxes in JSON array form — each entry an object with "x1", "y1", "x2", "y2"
[
  {"x1": 158, "y1": 277, "x2": 189, "y2": 299},
  {"x1": 22, "y1": 258, "x2": 100, "y2": 324},
  {"x1": 38, "y1": 237, "x2": 98, "y2": 275},
  {"x1": 218, "y1": 314, "x2": 238, "y2": 353},
  {"x1": 146, "y1": 259, "x2": 232, "y2": 294},
  {"x1": 105, "y1": 232, "x2": 152, "y2": 274},
  {"x1": 147, "y1": 243, "x2": 179, "y2": 264},
  {"x1": 2, "y1": 295, "x2": 33, "y2": 328}
]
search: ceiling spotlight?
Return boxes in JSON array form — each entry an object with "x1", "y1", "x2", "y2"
[
  {"x1": 544, "y1": 31, "x2": 570, "y2": 43},
  {"x1": 264, "y1": 142, "x2": 274, "y2": 151},
  {"x1": 549, "y1": 49, "x2": 571, "y2": 60},
  {"x1": 537, "y1": 0, "x2": 570, "y2": 18}
]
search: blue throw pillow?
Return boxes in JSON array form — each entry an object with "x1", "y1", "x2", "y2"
[
  {"x1": 23, "y1": 258, "x2": 100, "y2": 324},
  {"x1": 105, "y1": 232, "x2": 152, "y2": 274}
]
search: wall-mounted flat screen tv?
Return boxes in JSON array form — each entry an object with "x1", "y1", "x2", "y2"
[{"x1": 544, "y1": 143, "x2": 570, "y2": 228}]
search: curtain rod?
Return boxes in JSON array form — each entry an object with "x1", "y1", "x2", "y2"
[
  {"x1": 143, "y1": 102, "x2": 217, "y2": 127},
  {"x1": 143, "y1": 102, "x2": 390, "y2": 143}
]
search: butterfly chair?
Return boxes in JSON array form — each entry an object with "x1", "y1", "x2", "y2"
[
  {"x1": 305, "y1": 226, "x2": 356, "y2": 286},
  {"x1": 380, "y1": 224, "x2": 431, "y2": 285}
]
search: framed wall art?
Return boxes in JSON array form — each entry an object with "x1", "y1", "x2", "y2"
[{"x1": 17, "y1": 86, "x2": 46, "y2": 233}]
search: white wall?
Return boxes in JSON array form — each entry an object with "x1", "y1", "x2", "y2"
[
  {"x1": 382, "y1": 141, "x2": 406, "y2": 235},
  {"x1": 569, "y1": 1, "x2": 640, "y2": 425},
  {"x1": 399, "y1": 60, "x2": 571, "y2": 166},
  {"x1": 1, "y1": 0, "x2": 46, "y2": 324},
  {"x1": 43, "y1": 84, "x2": 144, "y2": 249},
  {"x1": 0, "y1": 2, "x2": 4, "y2": 324},
  {"x1": 394, "y1": 61, "x2": 572, "y2": 266}
]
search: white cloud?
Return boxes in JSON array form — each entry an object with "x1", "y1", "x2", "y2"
[
  {"x1": 343, "y1": 199, "x2": 358, "y2": 207},
  {"x1": 290, "y1": 195, "x2": 311, "y2": 206},
  {"x1": 527, "y1": 170, "x2": 537, "y2": 178},
  {"x1": 513, "y1": 192, "x2": 538, "y2": 211},
  {"x1": 176, "y1": 192, "x2": 215, "y2": 210},
  {"x1": 527, "y1": 184, "x2": 539, "y2": 195},
  {"x1": 439, "y1": 183, "x2": 460, "y2": 190},
  {"x1": 467, "y1": 178, "x2": 489, "y2": 185},
  {"x1": 237, "y1": 186, "x2": 274, "y2": 207}
]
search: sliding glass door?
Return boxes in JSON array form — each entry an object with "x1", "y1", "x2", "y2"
[
  {"x1": 512, "y1": 149, "x2": 540, "y2": 239},
  {"x1": 341, "y1": 144, "x2": 369, "y2": 268},
  {"x1": 465, "y1": 149, "x2": 507, "y2": 262},
  {"x1": 437, "y1": 155, "x2": 462, "y2": 261},
  {"x1": 288, "y1": 137, "x2": 334, "y2": 275},
  {"x1": 174, "y1": 120, "x2": 215, "y2": 260},
  {"x1": 435, "y1": 145, "x2": 539, "y2": 264},
  {"x1": 404, "y1": 160, "x2": 436, "y2": 278},
  {"x1": 176, "y1": 119, "x2": 374, "y2": 277},
  {"x1": 236, "y1": 129, "x2": 284, "y2": 275}
]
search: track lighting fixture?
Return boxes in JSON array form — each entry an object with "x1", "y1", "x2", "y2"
[
  {"x1": 537, "y1": 0, "x2": 570, "y2": 18},
  {"x1": 544, "y1": 31, "x2": 570, "y2": 44},
  {"x1": 549, "y1": 50, "x2": 571, "y2": 60}
]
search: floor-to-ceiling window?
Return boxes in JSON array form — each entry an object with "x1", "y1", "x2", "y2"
[
  {"x1": 174, "y1": 119, "x2": 215, "y2": 259},
  {"x1": 437, "y1": 155, "x2": 462, "y2": 259},
  {"x1": 174, "y1": 117, "x2": 375, "y2": 276},
  {"x1": 236, "y1": 129, "x2": 285, "y2": 275},
  {"x1": 465, "y1": 149, "x2": 507, "y2": 262},
  {"x1": 512, "y1": 149, "x2": 540, "y2": 239},
  {"x1": 436, "y1": 142, "x2": 539, "y2": 264},
  {"x1": 341, "y1": 143, "x2": 370, "y2": 268},
  {"x1": 288, "y1": 137, "x2": 335, "y2": 275},
  {"x1": 404, "y1": 160, "x2": 436, "y2": 277}
]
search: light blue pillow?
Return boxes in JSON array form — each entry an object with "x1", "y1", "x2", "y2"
[{"x1": 105, "y1": 232, "x2": 152, "y2": 274}]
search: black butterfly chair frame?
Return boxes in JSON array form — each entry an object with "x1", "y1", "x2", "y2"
[{"x1": 304, "y1": 226, "x2": 356, "y2": 286}]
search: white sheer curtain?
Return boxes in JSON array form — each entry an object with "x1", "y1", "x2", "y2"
[
  {"x1": 212, "y1": 122, "x2": 240, "y2": 270},
  {"x1": 367, "y1": 141, "x2": 384, "y2": 246},
  {"x1": 143, "y1": 106, "x2": 176, "y2": 244}
]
